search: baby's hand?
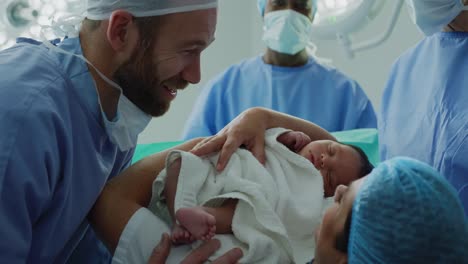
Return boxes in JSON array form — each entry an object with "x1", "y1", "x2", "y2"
[{"x1": 277, "y1": 131, "x2": 311, "y2": 152}]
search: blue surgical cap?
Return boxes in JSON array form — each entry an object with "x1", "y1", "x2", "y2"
[
  {"x1": 256, "y1": 0, "x2": 317, "y2": 17},
  {"x1": 348, "y1": 157, "x2": 468, "y2": 263}
]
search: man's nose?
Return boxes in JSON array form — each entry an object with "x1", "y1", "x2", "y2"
[{"x1": 181, "y1": 56, "x2": 201, "y2": 84}]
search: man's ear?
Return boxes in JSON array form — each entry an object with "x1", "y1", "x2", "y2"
[{"x1": 106, "y1": 10, "x2": 138, "y2": 53}]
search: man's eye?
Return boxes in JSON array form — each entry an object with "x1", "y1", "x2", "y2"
[{"x1": 184, "y1": 49, "x2": 196, "y2": 54}]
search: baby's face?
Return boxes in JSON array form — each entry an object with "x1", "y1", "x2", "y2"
[{"x1": 298, "y1": 140, "x2": 362, "y2": 197}]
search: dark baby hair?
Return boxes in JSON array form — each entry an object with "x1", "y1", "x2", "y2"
[{"x1": 341, "y1": 143, "x2": 374, "y2": 178}]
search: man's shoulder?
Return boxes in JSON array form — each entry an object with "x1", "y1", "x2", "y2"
[
  {"x1": 213, "y1": 56, "x2": 262, "y2": 78},
  {"x1": 1, "y1": 40, "x2": 60, "y2": 70},
  {"x1": 228, "y1": 55, "x2": 262, "y2": 70},
  {"x1": 304, "y1": 58, "x2": 358, "y2": 84},
  {"x1": 0, "y1": 43, "x2": 68, "y2": 110},
  {"x1": 390, "y1": 38, "x2": 428, "y2": 68}
]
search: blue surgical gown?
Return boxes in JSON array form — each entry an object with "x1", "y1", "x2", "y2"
[
  {"x1": 379, "y1": 32, "x2": 468, "y2": 215},
  {"x1": 182, "y1": 56, "x2": 377, "y2": 139},
  {"x1": 0, "y1": 38, "x2": 135, "y2": 262}
]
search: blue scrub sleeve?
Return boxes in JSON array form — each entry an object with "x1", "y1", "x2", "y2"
[
  {"x1": 0, "y1": 97, "x2": 60, "y2": 261},
  {"x1": 355, "y1": 100, "x2": 378, "y2": 129},
  {"x1": 181, "y1": 80, "x2": 222, "y2": 139},
  {"x1": 451, "y1": 136, "x2": 468, "y2": 214}
]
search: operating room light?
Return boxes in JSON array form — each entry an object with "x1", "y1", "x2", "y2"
[
  {"x1": 311, "y1": 0, "x2": 404, "y2": 58},
  {"x1": 0, "y1": 0, "x2": 83, "y2": 49},
  {"x1": 0, "y1": 0, "x2": 404, "y2": 57}
]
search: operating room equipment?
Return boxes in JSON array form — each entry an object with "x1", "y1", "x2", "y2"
[
  {"x1": 1, "y1": 0, "x2": 403, "y2": 58},
  {"x1": 0, "y1": 0, "x2": 83, "y2": 48},
  {"x1": 311, "y1": 0, "x2": 405, "y2": 58}
]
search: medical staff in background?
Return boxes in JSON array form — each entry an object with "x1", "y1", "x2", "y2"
[
  {"x1": 181, "y1": 0, "x2": 377, "y2": 140},
  {"x1": 0, "y1": 0, "x2": 242, "y2": 263},
  {"x1": 379, "y1": 0, "x2": 468, "y2": 215}
]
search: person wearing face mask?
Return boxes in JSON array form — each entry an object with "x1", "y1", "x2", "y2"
[
  {"x1": 181, "y1": 0, "x2": 377, "y2": 140},
  {"x1": 379, "y1": 0, "x2": 468, "y2": 215},
  {"x1": 0, "y1": 0, "x2": 243, "y2": 263}
]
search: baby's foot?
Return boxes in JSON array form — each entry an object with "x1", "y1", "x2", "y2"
[
  {"x1": 171, "y1": 224, "x2": 195, "y2": 244},
  {"x1": 175, "y1": 207, "x2": 216, "y2": 241}
]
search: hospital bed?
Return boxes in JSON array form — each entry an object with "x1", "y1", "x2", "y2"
[{"x1": 113, "y1": 129, "x2": 379, "y2": 263}]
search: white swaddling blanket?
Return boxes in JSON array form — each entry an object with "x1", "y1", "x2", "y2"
[{"x1": 149, "y1": 128, "x2": 325, "y2": 263}]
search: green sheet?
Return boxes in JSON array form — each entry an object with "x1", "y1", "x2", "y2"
[
  {"x1": 331, "y1": 128, "x2": 379, "y2": 166},
  {"x1": 132, "y1": 141, "x2": 183, "y2": 163},
  {"x1": 133, "y1": 128, "x2": 379, "y2": 165}
]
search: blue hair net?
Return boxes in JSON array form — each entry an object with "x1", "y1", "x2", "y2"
[
  {"x1": 256, "y1": 0, "x2": 317, "y2": 17},
  {"x1": 348, "y1": 157, "x2": 468, "y2": 263}
]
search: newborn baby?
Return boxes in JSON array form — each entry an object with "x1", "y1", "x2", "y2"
[{"x1": 151, "y1": 128, "x2": 374, "y2": 263}]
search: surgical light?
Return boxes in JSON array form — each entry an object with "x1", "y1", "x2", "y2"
[
  {"x1": 0, "y1": 0, "x2": 83, "y2": 50},
  {"x1": 311, "y1": 0, "x2": 405, "y2": 58}
]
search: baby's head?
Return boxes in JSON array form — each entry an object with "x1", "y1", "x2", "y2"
[{"x1": 298, "y1": 140, "x2": 373, "y2": 197}]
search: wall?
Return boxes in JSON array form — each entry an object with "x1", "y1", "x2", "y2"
[{"x1": 138, "y1": 0, "x2": 423, "y2": 143}]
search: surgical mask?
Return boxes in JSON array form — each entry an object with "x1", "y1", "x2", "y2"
[
  {"x1": 100, "y1": 93, "x2": 152, "y2": 151},
  {"x1": 406, "y1": 0, "x2": 468, "y2": 36},
  {"x1": 262, "y1": 9, "x2": 312, "y2": 55},
  {"x1": 41, "y1": 27, "x2": 151, "y2": 151}
]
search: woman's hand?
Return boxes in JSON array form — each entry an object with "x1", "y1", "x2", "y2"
[
  {"x1": 190, "y1": 107, "x2": 335, "y2": 171},
  {"x1": 190, "y1": 108, "x2": 269, "y2": 171}
]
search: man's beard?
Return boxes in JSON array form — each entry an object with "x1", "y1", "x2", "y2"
[{"x1": 114, "y1": 50, "x2": 172, "y2": 117}]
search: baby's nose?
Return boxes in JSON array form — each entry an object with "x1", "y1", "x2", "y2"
[{"x1": 320, "y1": 153, "x2": 326, "y2": 168}]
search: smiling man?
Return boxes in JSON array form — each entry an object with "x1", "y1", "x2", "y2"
[{"x1": 0, "y1": 1, "x2": 242, "y2": 263}]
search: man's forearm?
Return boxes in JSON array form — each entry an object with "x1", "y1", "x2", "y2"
[{"x1": 88, "y1": 138, "x2": 204, "y2": 252}]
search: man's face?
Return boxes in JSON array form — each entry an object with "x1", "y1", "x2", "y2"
[
  {"x1": 264, "y1": 0, "x2": 313, "y2": 19},
  {"x1": 115, "y1": 9, "x2": 217, "y2": 116},
  {"x1": 313, "y1": 178, "x2": 364, "y2": 264},
  {"x1": 298, "y1": 140, "x2": 362, "y2": 197}
]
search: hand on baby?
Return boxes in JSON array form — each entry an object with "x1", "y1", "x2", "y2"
[
  {"x1": 148, "y1": 233, "x2": 243, "y2": 264},
  {"x1": 277, "y1": 131, "x2": 311, "y2": 153},
  {"x1": 190, "y1": 108, "x2": 269, "y2": 171}
]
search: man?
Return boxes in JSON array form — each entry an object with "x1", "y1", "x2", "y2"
[
  {"x1": 181, "y1": 0, "x2": 377, "y2": 140},
  {"x1": 0, "y1": 0, "x2": 241, "y2": 262},
  {"x1": 379, "y1": 0, "x2": 468, "y2": 214}
]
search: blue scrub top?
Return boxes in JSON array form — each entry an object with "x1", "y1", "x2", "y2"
[
  {"x1": 0, "y1": 38, "x2": 134, "y2": 262},
  {"x1": 182, "y1": 56, "x2": 376, "y2": 140},
  {"x1": 379, "y1": 32, "x2": 468, "y2": 215}
]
